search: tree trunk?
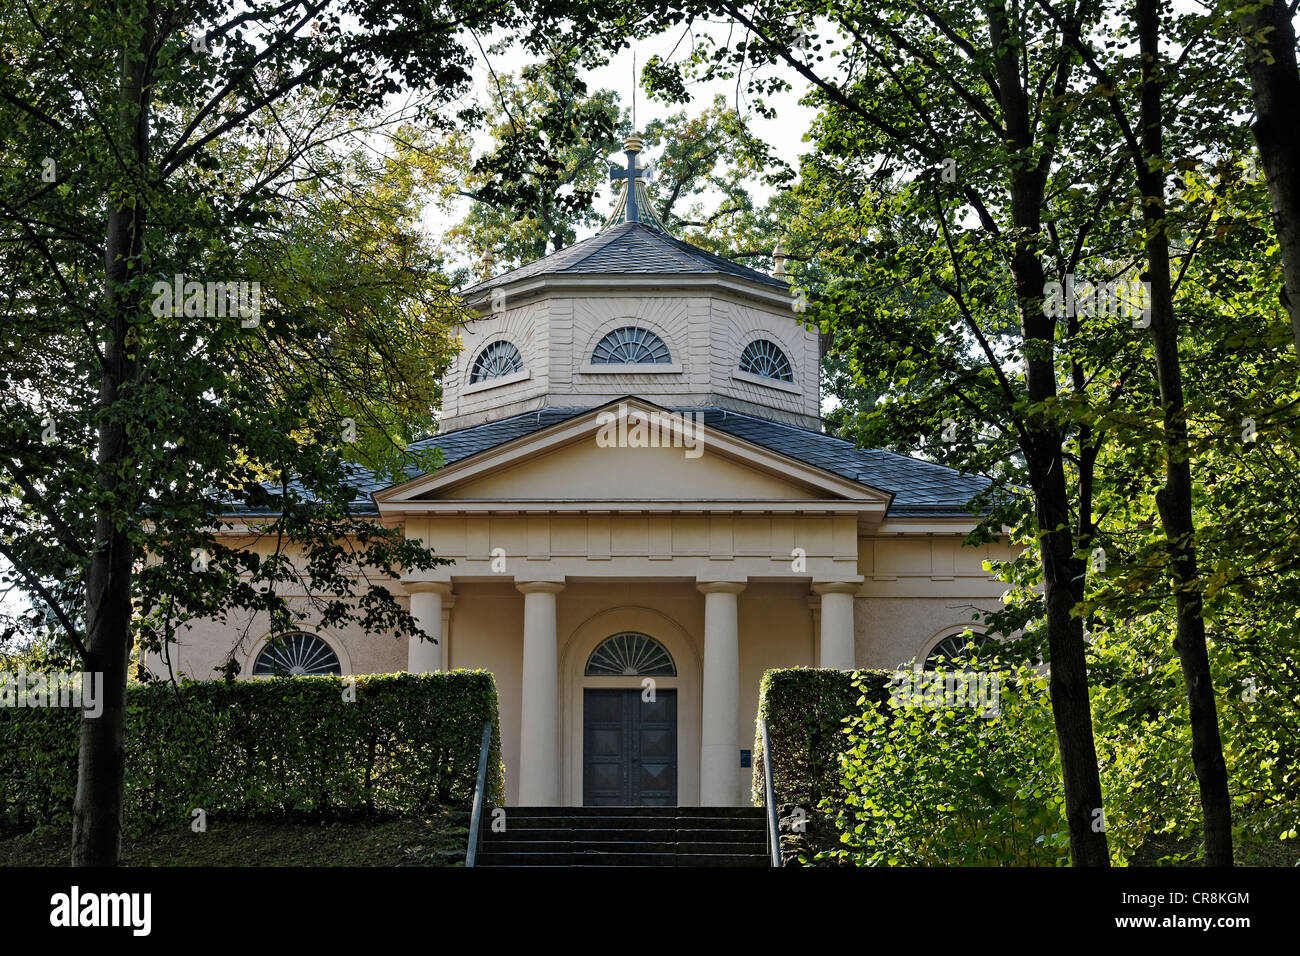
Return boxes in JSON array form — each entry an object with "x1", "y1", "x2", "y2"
[
  {"x1": 1018, "y1": 315, "x2": 1110, "y2": 867},
  {"x1": 1137, "y1": 0, "x2": 1234, "y2": 866},
  {"x1": 1241, "y1": 0, "x2": 1300, "y2": 359},
  {"x1": 989, "y1": 0, "x2": 1110, "y2": 866},
  {"x1": 72, "y1": 526, "x2": 134, "y2": 866},
  {"x1": 71, "y1": 33, "x2": 151, "y2": 867}
]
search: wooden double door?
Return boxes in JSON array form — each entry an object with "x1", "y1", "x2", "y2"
[{"x1": 582, "y1": 688, "x2": 677, "y2": 806}]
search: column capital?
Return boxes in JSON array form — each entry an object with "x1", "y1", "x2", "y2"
[
  {"x1": 697, "y1": 580, "x2": 747, "y2": 596},
  {"x1": 516, "y1": 580, "x2": 566, "y2": 595},
  {"x1": 812, "y1": 580, "x2": 862, "y2": 596},
  {"x1": 405, "y1": 580, "x2": 454, "y2": 596}
]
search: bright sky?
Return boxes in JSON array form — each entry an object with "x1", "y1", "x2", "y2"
[{"x1": 432, "y1": 22, "x2": 818, "y2": 242}]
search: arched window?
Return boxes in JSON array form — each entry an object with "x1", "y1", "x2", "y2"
[
  {"x1": 253, "y1": 632, "x2": 341, "y2": 676},
  {"x1": 469, "y1": 341, "x2": 524, "y2": 384},
  {"x1": 591, "y1": 327, "x2": 671, "y2": 365},
  {"x1": 923, "y1": 631, "x2": 994, "y2": 671},
  {"x1": 738, "y1": 339, "x2": 794, "y2": 383},
  {"x1": 585, "y1": 632, "x2": 676, "y2": 677}
]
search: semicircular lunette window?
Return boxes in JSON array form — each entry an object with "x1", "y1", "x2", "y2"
[
  {"x1": 923, "y1": 632, "x2": 994, "y2": 671},
  {"x1": 253, "y1": 632, "x2": 341, "y2": 676},
  {"x1": 590, "y1": 326, "x2": 672, "y2": 365},
  {"x1": 469, "y1": 340, "x2": 524, "y2": 384},
  {"x1": 739, "y1": 339, "x2": 794, "y2": 383},
  {"x1": 585, "y1": 632, "x2": 676, "y2": 677}
]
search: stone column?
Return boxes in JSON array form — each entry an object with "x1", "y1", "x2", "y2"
[
  {"x1": 517, "y1": 580, "x2": 565, "y2": 806},
  {"x1": 698, "y1": 581, "x2": 745, "y2": 807},
  {"x1": 813, "y1": 582, "x2": 858, "y2": 670},
  {"x1": 407, "y1": 583, "x2": 452, "y2": 673},
  {"x1": 439, "y1": 594, "x2": 455, "y2": 672}
]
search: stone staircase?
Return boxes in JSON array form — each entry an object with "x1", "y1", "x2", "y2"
[{"x1": 474, "y1": 806, "x2": 770, "y2": 867}]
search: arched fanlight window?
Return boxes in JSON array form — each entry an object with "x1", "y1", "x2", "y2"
[
  {"x1": 253, "y1": 632, "x2": 341, "y2": 676},
  {"x1": 590, "y1": 326, "x2": 672, "y2": 365},
  {"x1": 469, "y1": 341, "x2": 524, "y2": 383},
  {"x1": 738, "y1": 339, "x2": 794, "y2": 383},
  {"x1": 585, "y1": 632, "x2": 676, "y2": 677},
  {"x1": 923, "y1": 631, "x2": 994, "y2": 671}
]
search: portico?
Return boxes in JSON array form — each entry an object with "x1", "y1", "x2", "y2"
[
  {"x1": 378, "y1": 398, "x2": 876, "y2": 805},
  {"x1": 400, "y1": 570, "x2": 861, "y2": 807}
]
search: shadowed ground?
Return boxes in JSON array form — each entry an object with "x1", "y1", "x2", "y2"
[{"x1": 0, "y1": 809, "x2": 470, "y2": 867}]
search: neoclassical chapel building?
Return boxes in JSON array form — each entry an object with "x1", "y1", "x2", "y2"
[{"x1": 155, "y1": 138, "x2": 1015, "y2": 809}]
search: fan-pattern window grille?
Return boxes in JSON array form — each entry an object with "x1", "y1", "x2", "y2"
[
  {"x1": 585, "y1": 632, "x2": 676, "y2": 676},
  {"x1": 253, "y1": 633, "x2": 341, "y2": 676},
  {"x1": 738, "y1": 339, "x2": 794, "y2": 383},
  {"x1": 469, "y1": 341, "x2": 523, "y2": 383},
  {"x1": 923, "y1": 632, "x2": 993, "y2": 671},
  {"x1": 590, "y1": 327, "x2": 671, "y2": 365}
]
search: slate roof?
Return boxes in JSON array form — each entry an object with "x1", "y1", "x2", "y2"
[
  {"x1": 459, "y1": 222, "x2": 790, "y2": 298},
  {"x1": 695, "y1": 409, "x2": 995, "y2": 516},
  {"x1": 224, "y1": 404, "x2": 995, "y2": 519}
]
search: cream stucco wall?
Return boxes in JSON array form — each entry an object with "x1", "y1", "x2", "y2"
[
  {"x1": 142, "y1": 537, "x2": 414, "y2": 681},
  {"x1": 146, "y1": 596, "x2": 410, "y2": 682},
  {"x1": 439, "y1": 286, "x2": 821, "y2": 432},
  {"x1": 854, "y1": 532, "x2": 1017, "y2": 668},
  {"x1": 439, "y1": 299, "x2": 550, "y2": 428},
  {"x1": 442, "y1": 435, "x2": 825, "y2": 501}
]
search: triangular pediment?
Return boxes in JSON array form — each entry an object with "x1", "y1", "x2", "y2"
[{"x1": 375, "y1": 400, "x2": 893, "y2": 510}]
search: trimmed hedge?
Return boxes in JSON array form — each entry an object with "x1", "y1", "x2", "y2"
[
  {"x1": 0, "y1": 670, "x2": 503, "y2": 835},
  {"x1": 752, "y1": 667, "x2": 892, "y2": 864},
  {"x1": 752, "y1": 667, "x2": 892, "y2": 810}
]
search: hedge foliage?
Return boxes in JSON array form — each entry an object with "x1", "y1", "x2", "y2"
[
  {"x1": 752, "y1": 667, "x2": 893, "y2": 811},
  {"x1": 824, "y1": 667, "x2": 1068, "y2": 866},
  {"x1": 754, "y1": 665, "x2": 1070, "y2": 866},
  {"x1": 0, "y1": 671, "x2": 503, "y2": 835}
]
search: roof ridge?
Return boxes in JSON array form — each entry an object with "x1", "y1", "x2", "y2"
[
  {"x1": 612, "y1": 225, "x2": 783, "y2": 285},
  {"x1": 555, "y1": 222, "x2": 641, "y2": 270},
  {"x1": 658, "y1": 231, "x2": 775, "y2": 279},
  {"x1": 409, "y1": 407, "x2": 567, "y2": 446},
  {"x1": 711, "y1": 407, "x2": 981, "y2": 476},
  {"x1": 459, "y1": 228, "x2": 629, "y2": 296},
  {"x1": 460, "y1": 222, "x2": 787, "y2": 295}
]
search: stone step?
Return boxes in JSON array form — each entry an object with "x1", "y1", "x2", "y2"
[
  {"x1": 473, "y1": 805, "x2": 772, "y2": 868},
  {"x1": 480, "y1": 840, "x2": 766, "y2": 855},
  {"x1": 484, "y1": 817, "x2": 765, "y2": 832},
  {"x1": 482, "y1": 828, "x2": 764, "y2": 843},
  {"x1": 476, "y1": 851, "x2": 768, "y2": 868},
  {"x1": 503, "y1": 805, "x2": 764, "y2": 818}
]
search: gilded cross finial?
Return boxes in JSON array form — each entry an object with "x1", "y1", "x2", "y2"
[{"x1": 610, "y1": 135, "x2": 647, "y2": 224}]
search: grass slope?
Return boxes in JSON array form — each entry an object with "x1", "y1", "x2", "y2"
[{"x1": 0, "y1": 810, "x2": 471, "y2": 867}]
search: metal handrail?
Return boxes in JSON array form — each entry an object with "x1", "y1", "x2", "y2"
[
  {"x1": 464, "y1": 721, "x2": 493, "y2": 868},
  {"x1": 760, "y1": 718, "x2": 782, "y2": 868}
]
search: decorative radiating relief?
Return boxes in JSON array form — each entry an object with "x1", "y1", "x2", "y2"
[
  {"x1": 738, "y1": 339, "x2": 794, "y2": 382},
  {"x1": 469, "y1": 340, "x2": 524, "y2": 383},
  {"x1": 585, "y1": 631, "x2": 676, "y2": 676},
  {"x1": 590, "y1": 326, "x2": 672, "y2": 365},
  {"x1": 923, "y1": 632, "x2": 993, "y2": 671},
  {"x1": 253, "y1": 632, "x2": 341, "y2": 676}
]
